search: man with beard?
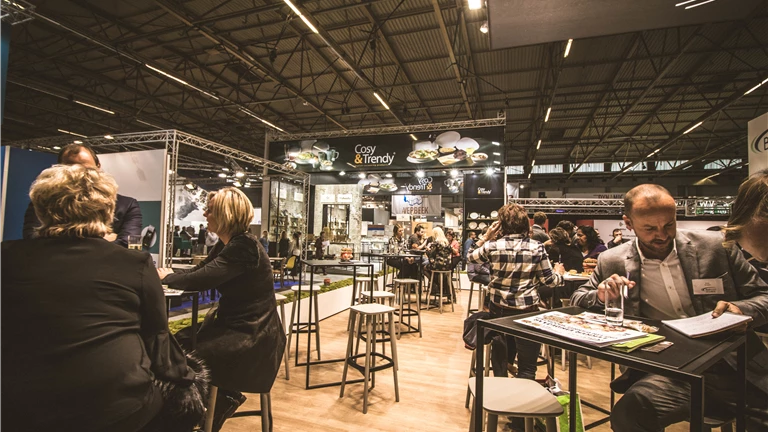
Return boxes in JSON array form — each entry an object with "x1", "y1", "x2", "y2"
[{"x1": 571, "y1": 184, "x2": 768, "y2": 431}]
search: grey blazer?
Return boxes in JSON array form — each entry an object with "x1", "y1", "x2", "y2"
[
  {"x1": 531, "y1": 225, "x2": 549, "y2": 244},
  {"x1": 571, "y1": 229, "x2": 768, "y2": 391}
]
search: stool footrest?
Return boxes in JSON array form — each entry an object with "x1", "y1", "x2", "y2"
[
  {"x1": 346, "y1": 352, "x2": 395, "y2": 374},
  {"x1": 231, "y1": 410, "x2": 264, "y2": 418}
]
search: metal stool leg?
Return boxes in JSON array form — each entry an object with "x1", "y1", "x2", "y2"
[
  {"x1": 280, "y1": 301, "x2": 289, "y2": 380},
  {"x1": 339, "y1": 310, "x2": 357, "y2": 398},
  {"x1": 313, "y1": 291, "x2": 321, "y2": 360},
  {"x1": 204, "y1": 385, "x2": 218, "y2": 432},
  {"x1": 388, "y1": 311, "x2": 400, "y2": 400},
  {"x1": 467, "y1": 282, "x2": 475, "y2": 317},
  {"x1": 260, "y1": 392, "x2": 272, "y2": 432}
]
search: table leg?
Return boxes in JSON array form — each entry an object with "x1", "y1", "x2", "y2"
[
  {"x1": 294, "y1": 264, "x2": 303, "y2": 367},
  {"x1": 368, "y1": 264, "x2": 374, "y2": 300},
  {"x1": 568, "y1": 351, "x2": 577, "y2": 432},
  {"x1": 305, "y1": 268, "x2": 315, "y2": 389},
  {"x1": 191, "y1": 294, "x2": 199, "y2": 350},
  {"x1": 689, "y1": 376, "x2": 704, "y2": 432},
  {"x1": 383, "y1": 258, "x2": 389, "y2": 288},
  {"x1": 474, "y1": 321, "x2": 485, "y2": 432},
  {"x1": 737, "y1": 342, "x2": 746, "y2": 432}
]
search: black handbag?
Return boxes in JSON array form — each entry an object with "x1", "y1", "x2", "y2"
[{"x1": 153, "y1": 352, "x2": 210, "y2": 432}]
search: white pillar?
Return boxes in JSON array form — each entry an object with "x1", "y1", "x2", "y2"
[{"x1": 748, "y1": 112, "x2": 768, "y2": 175}]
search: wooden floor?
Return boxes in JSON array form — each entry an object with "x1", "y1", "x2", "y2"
[{"x1": 224, "y1": 275, "x2": 691, "y2": 432}]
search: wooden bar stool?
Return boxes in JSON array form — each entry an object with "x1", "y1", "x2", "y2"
[
  {"x1": 426, "y1": 270, "x2": 454, "y2": 314},
  {"x1": 340, "y1": 303, "x2": 400, "y2": 414},
  {"x1": 468, "y1": 377, "x2": 563, "y2": 432},
  {"x1": 393, "y1": 278, "x2": 422, "y2": 338},
  {"x1": 465, "y1": 343, "x2": 492, "y2": 409},
  {"x1": 203, "y1": 386, "x2": 273, "y2": 432},
  {"x1": 275, "y1": 293, "x2": 290, "y2": 380},
  {"x1": 466, "y1": 282, "x2": 487, "y2": 317},
  {"x1": 355, "y1": 276, "x2": 379, "y2": 303},
  {"x1": 287, "y1": 285, "x2": 321, "y2": 364}
]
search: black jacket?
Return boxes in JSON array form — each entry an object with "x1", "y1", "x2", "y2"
[
  {"x1": 23, "y1": 194, "x2": 143, "y2": 248},
  {"x1": 162, "y1": 233, "x2": 286, "y2": 393},
  {"x1": 2, "y1": 237, "x2": 193, "y2": 432},
  {"x1": 545, "y1": 242, "x2": 585, "y2": 273}
]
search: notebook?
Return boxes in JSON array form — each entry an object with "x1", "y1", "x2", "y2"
[
  {"x1": 610, "y1": 334, "x2": 666, "y2": 353},
  {"x1": 662, "y1": 312, "x2": 752, "y2": 338}
]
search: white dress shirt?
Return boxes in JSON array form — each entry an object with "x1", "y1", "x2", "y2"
[{"x1": 636, "y1": 239, "x2": 696, "y2": 320}]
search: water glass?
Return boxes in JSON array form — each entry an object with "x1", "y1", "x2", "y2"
[
  {"x1": 127, "y1": 235, "x2": 143, "y2": 251},
  {"x1": 604, "y1": 285, "x2": 625, "y2": 326}
]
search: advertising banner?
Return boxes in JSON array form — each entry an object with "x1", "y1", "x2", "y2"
[
  {"x1": 748, "y1": 112, "x2": 768, "y2": 175},
  {"x1": 391, "y1": 195, "x2": 442, "y2": 216},
  {"x1": 269, "y1": 127, "x2": 504, "y2": 173},
  {"x1": 464, "y1": 173, "x2": 505, "y2": 199},
  {"x1": 361, "y1": 175, "x2": 463, "y2": 195}
]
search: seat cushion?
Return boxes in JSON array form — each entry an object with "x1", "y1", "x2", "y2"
[{"x1": 468, "y1": 377, "x2": 563, "y2": 417}]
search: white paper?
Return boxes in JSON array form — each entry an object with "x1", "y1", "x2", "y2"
[
  {"x1": 662, "y1": 312, "x2": 751, "y2": 338},
  {"x1": 515, "y1": 311, "x2": 647, "y2": 347}
]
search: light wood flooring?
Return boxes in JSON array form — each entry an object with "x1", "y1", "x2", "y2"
[{"x1": 224, "y1": 275, "x2": 692, "y2": 432}]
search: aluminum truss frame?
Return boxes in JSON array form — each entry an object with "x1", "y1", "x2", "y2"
[
  {"x1": 270, "y1": 115, "x2": 506, "y2": 142},
  {"x1": 508, "y1": 197, "x2": 734, "y2": 217}
]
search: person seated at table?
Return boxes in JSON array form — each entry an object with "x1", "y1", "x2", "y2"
[
  {"x1": 386, "y1": 224, "x2": 415, "y2": 278},
  {"x1": 446, "y1": 229, "x2": 461, "y2": 258},
  {"x1": 469, "y1": 204, "x2": 564, "y2": 383},
  {"x1": 556, "y1": 220, "x2": 577, "y2": 244},
  {"x1": 278, "y1": 230, "x2": 290, "y2": 257},
  {"x1": 724, "y1": 169, "x2": 768, "y2": 284},
  {"x1": 575, "y1": 225, "x2": 607, "y2": 262},
  {"x1": 545, "y1": 227, "x2": 584, "y2": 273},
  {"x1": 157, "y1": 187, "x2": 286, "y2": 432},
  {"x1": 3, "y1": 164, "x2": 205, "y2": 432},
  {"x1": 425, "y1": 227, "x2": 453, "y2": 297},
  {"x1": 408, "y1": 224, "x2": 428, "y2": 251},
  {"x1": 530, "y1": 211, "x2": 550, "y2": 244},
  {"x1": 570, "y1": 184, "x2": 768, "y2": 432}
]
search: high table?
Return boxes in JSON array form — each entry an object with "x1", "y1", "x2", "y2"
[
  {"x1": 295, "y1": 259, "x2": 375, "y2": 390},
  {"x1": 164, "y1": 289, "x2": 200, "y2": 350},
  {"x1": 367, "y1": 252, "x2": 423, "y2": 291},
  {"x1": 474, "y1": 306, "x2": 747, "y2": 432}
]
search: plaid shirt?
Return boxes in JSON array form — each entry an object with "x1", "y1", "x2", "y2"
[{"x1": 468, "y1": 235, "x2": 562, "y2": 309}]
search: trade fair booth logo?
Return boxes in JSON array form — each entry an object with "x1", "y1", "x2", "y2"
[
  {"x1": 354, "y1": 145, "x2": 395, "y2": 166},
  {"x1": 752, "y1": 129, "x2": 768, "y2": 154}
]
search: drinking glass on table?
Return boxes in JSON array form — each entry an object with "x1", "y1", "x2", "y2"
[
  {"x1": 127, "y1": 235, "x2": 143, "y2": 251},
  {"x1": 604, "y1": 282, "x2": 625, "y2": 326}
]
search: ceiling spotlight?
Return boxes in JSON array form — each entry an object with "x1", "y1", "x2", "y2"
[
  {"x1": 339, "y1": 171, "x2": 346, "y2": 176},
  {"x1": 358, "y1": 173, "x2": 366, "y2": 179},
  {"x1": 235, "y1": 171, "x2": 245, "y2": 178},
  {"x1": 450, "y1": 169, "x2": 459, "y2": 178},
  {"x1": 233, "y1": 181, "x2": 242, "y2": 187},
  {"x1": 222, "y1": 167, "x2": 230, "y2": 172},
  {"x1": 52, "y1": 145, "x2": 61, "y2": 150},
  {"x1": 104, "y1": 135, "x2": 114, "y2": 139},
  {"x1": 410, "y1": 134, "x2": 417, "y2": 141},
  {"x1": 416, "y1": 171, "x2": 425, "y2": 178},
  {"x1": 520, "y1": 184, "x2": 525, "y2": 189},
  {"x1": 468, "y1": 0, "x2": 482, "y2": 9},
  {"x1": 385, "y1": 173, "x2": 393, "y2": 178},
  {"x1": 244, "y1": 183, "x2": 251, "y2": 188},
  {"x1": 564, "y1": 39, "x2": 573, "y2": 58},
  {"x1": 479, "y1": 21, "x2": 489, "y2": 34},
  {"x1": 73, "y1": 140, "x2": 83, "y2": 144},
  {"x1": 218, "y1": 173, "x2": 227, "y2": 178},
  {"x1": 485, "y1": 167, "x2": 494, "y2": 175},
  {"x1": 491, "y1": 141, "x2": 500, "y2": 146}
]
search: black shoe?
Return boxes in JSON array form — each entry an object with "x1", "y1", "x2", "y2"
[
  {"x1": 211, "y1": 391, "x2": 246, "y2": 432},
  {"x1": 505, "y1": 416, "x2": 526, "y2": 432}
]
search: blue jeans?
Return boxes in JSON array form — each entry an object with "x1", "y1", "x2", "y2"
[{"x1": 488, "y1": 302, "x2": 540, "y2": 380}]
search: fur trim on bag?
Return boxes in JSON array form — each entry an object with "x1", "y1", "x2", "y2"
[{"x1": 154, "y1": 351, "x2": 211, "y2": 432}]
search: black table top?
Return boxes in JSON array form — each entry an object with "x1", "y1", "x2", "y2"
[
  {"x1": 368, "y1": 252, "x2": 422, "y2": 258},
  {"x1": 301, "y1": 259, "x2": 374, "y2": 267},
  {"x1": 480, "y1": 306, "x2": 746, "y2": 376}
]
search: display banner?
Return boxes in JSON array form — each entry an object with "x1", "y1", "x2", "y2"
[
  {"x1": 361, "y1": 175, "x2": 463, "y2": 195},
  {"x1": 391, "y1": 194, "x2": 442, "y2": 216},
  {"x1": 1, "y1": 147, "x2": 57, "y2": 241},
  {"x1": 464, "y1": 173, "x2": 505, "y2": 199},
  {"x1": 748, "y1": 112, "x2": 768, "y2": 175},
  {"x1": 269, "y1": 127, "x2": 504, "y2": 173}
]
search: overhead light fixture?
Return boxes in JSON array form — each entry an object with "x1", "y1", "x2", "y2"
[
  {"x1": 479, "y1": 21, "x2": 489, "y2": 34},
  {"x1": 416, "y1": 171, "x2": 425, "y2": 178},
  {"x1": 385, "y1": 173, "x2": 393, "y2": 178},
  {"x1": 358, "y1": 173, "x2": 366, "y2": 179},
  {"x1": 233, "y1": 181, "x2": 242, "y2": 187},
  {"x1": 185, "y1": 182, "x2": 195, "y2": 190},
  {"x1": 75, "y1": 100, "x2": 115, "y2": 115},
  {"x1": 410, "y1": 134, "x2": 417, "y2": 141},
  {"x1": 564, "y1": 39, "x2": 573, "y2": 58},
  {"x1": 339, "y1": 171, "x2": 346, "y2": 176},
  {"x1": 520, "y1": 184, "x2": 525, "y2": 189},
  {"x1": 104, "y1": 135, "x2": 114, "y2": 139},
  {"x1": 283, "y1": 0, "x2": 319, "y2": 33},
  {"x1": 536, "y1": 139, "x2": 542, "y2": 150},
  {"x1": 73, "y1": 140, "x2": 83, "y2": 144},
  {"x1": 531, "y1": 159, "x2": 536, "y2": 167},
  {"x1": 235, "y1": 171, "x2": 245, "y2": 178},
  {"x1": 468, "y1": 0, "x2": 482, "y2": 9},
  {"x1": 544, "y1": 107, "x2": 551, "y2": 122},
  {"x1": 675, "y1": 0, "x2": 698, "y2": 5},
  {"x1": 239, "y1": 108, "x2": 285, "y2": 132},
  {"x1": 136, "y1": 119, "x2": 163, "y2": 129},
  {"x1": 145, "y1": 64, "x2": 219, "y2": 100},
  {"x1": 450, "y1": 169, "x2": 459, "y2": 177},
  {"x1": 222, "y1": 167, "x2": 230, "y2": 172},
  {"x1": 218, "y1": 173, "x2": 227, "y2": 178},
  {"x1": 527, "y1": 173, "x2": 532, "y2": 179},
  {"x1": 485, "y1": 167, "x2": 494, "y2": 175},
  {"x1": 492, "y1": 141, "x2": 500, "y2": 146},
  {"x1": 685, "y1": 0, "x2": 716, "y2": 9},
  {"x1": 492, "y1": 152, "x2": 501, "y2": 156},
  {"x1": 58, "y1": 129, "x2": 87, "y2": 138},
  {"x1": 683, "y1": 121, "x2": 703, "y2": 135},
  {"x1": 744, "y1": 78, "x2": 768, "y2": 95},
  {"x1": 52, "y1": 145, "x2": 61, "y2": 150},
  {"x1": 493, "y1": 161, "x2": 501, "y2": 165},
  {"x1": 648, "y1": 148, "x2": 661, "y2": 158},
  {"x1": 373, "y1": 92, "x2": 390, "y2": 110}
]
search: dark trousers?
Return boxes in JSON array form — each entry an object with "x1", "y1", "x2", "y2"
[
  {"x1": 611, "y1": 363, "x2": 768, "y2": 431},
  {"x1": 488, "y1": 302, "x2": 540, "y2": 380}
]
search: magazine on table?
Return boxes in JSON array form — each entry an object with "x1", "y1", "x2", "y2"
[{"x1": 515, "y1": 311, "x2": 648, "y2": 348}]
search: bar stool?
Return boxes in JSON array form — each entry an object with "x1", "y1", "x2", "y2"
[
  {"x1": 704, "y1": 417, "x2": 734, "y2": 432},
  {"x1": 393, "y1": 278, "x2": 422, "y2": 338},
  {"x1": 452, "y1": 265, "x2": 463, "y2": 293},
  {"x1": 203, "y1": 386, "x2": 273, "y2": 432},
  {"x1": 354, "y1": 276, "x2": 379, "y2": 303},
  {"x1": 468, "y1": 377, "x2": 563, "y2": 432},
  {"x1": 340, "y1": 303, "x2": 400, "y2": 414},
  {"x1": 426, "y1": 270, "x2": 454, "y2": 314},
  {"x1": 466, "y1": 281, "x2": 487, "y2": 317},
  {"x1": 287, "y1": 285, "x2": 322, "y2": 363},
  {"x1": 465, "y1": 344, "x2": 492, "y2": 409},
  {"x1": 275, "y1": 293, "x2": 290, "y2": 380}
]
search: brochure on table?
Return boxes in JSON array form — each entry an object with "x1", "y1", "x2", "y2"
[{"x1": 515, "y1": 311, "x2": 647, "y2": 347}]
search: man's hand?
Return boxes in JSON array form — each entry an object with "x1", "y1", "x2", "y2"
[
  {"x1": 597, "y1": 274, "x2": 635, "y2": 303},
  {"x1": 553, "y1": 263, "x2": 565, "y2": 275},
  {"x1": 485, "y1": 220, "x2": 501, "y2": 241},
  {"x1": 104, "y1": 233, "x2": 118, "y2": 242},
  {"x1": 157, "y1": 268, "x2": 174, "y2": 281},
  {"x1": 712, "y1": 301, "x2": 747, "y2": 332}
]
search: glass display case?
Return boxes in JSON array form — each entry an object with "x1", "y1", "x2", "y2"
[
  {"x1": 267, "y1": 178, "x2": 306, "y2": 250},
  {"x1": 322, "y1": 204, "x2": 350, "y2": 242}
]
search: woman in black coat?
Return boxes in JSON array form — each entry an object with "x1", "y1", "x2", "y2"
[
  {"x1": 2, "y1": 165, "x2": 199, "y2": 432},
  {"x1": 159, "y1": 187, "x2": 286, "y2": 432},
  {"x1": 545, "y1": 227, "x2": 584, "y2": 273}
]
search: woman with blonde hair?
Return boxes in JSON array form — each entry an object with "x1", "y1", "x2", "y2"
[
  {"x1": 158, "y1": 187, "x2": 286, "y2": 432},
  {"x1": 725, "y1": 169, "x2": 768, "y2": 283},
  {"x1": 3, "y1": 165, "x2": 203, "y2": 432},
  {"x1": 425, "y1": 227, "x2": 453, "y2": 298}
]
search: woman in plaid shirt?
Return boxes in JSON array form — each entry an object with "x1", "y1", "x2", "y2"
[{"x1": 469, "y1": 203, "x2": 564, "y2": 381}]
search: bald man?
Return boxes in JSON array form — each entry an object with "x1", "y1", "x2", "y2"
[
  {"x1": 571, "y1": 184, "x2": 768, "y2": 431},
  {"x1": 22, "y1": 144, "x2": 143, "y2": 248}
]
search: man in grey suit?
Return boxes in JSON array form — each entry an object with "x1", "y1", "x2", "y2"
[
  {"x1": 530, "y1": 211, "x2": 549, "y2": 244},
  {"x1": 571, "y1": 184, "x2": 768, "y2": 431}
]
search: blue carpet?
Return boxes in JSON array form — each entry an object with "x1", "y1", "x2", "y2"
[{"x1": 168, "y1": 291, "x2": 220, "y2": 313}]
